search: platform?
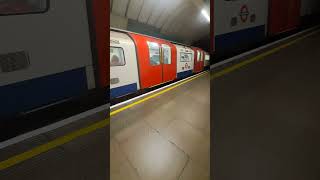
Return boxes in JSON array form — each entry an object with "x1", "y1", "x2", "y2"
[
  {"x1": 212, "y1": 28, "x2": 320, "y2": 180},
  {"x1": 0, "y1": 107, "x2": 109, "y2": 179},
  {"x1": 110, "y1": 72, "x2": 210, "y2": 180}
]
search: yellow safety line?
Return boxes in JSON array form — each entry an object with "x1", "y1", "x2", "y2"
[
  {"x1": 211, "y1": 29, "x2": 320, "y2": 79},
  {"x1": 1, "y1": 28, "x2": 319, "y2": 171},
  {"x1": 0, "y1": 118, "x2": 109, "y2": 171},
  {"x1": 110, "y1": 72, "x2": 208, "y2": 117}
]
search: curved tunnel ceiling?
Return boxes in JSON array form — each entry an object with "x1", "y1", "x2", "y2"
[{"x1": 110, "y1": 0, "x2": 210, "y2": 45}]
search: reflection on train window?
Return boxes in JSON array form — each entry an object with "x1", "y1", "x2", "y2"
[
  {"x1": 147, "y1": 41, "x2": 160, "y2": 66},
  {"x1": 162, "y1": 44, "x2": 171, "y2": 64},
  {"x1": 197, "y1": 50, "x2": 201, "y2": 62},
  {"x1": 0, "y1": 0, "x2": 49, "y2": 15},
  {"x1": 180, "y1": 52, "x2": 192, "y2": 62},
  {"x1": 110, "y1": 47, "x2": 125, "y2": 67},
  {"x1": 200, "y1": 52, "x2": 203, "y2": 61}
]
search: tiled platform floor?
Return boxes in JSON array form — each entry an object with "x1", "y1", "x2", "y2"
[{"x1": 111, "y1": 73, "x2": 210, "y2": 180}]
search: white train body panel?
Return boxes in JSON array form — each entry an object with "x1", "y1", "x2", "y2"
[
  {"x1": 214, "y1": 0, "x2": 268, "y2": 53},
  {"x1": 214, "y1": 0, "x2": 269, "y2": 36},
  {"x1": 0, "y1": 0, "x2": 95, "y2": 117},
  {"x1": 0, "y1": 0, "x2": 93, "y2": 87},
  {"x1": 175, "y1": 45, "x2": 194, "y2": 79},
  {"x1": 204, "y1": 53, "x2": 210, "y2": 67},
  {"x1": 110, "y1": 31, "x2": 140, "y2": 98}
]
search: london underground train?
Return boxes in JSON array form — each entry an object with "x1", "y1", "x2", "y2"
[
  {"x1": 110, "y1": 28, "x2": 209, "y2": 99},
  {"x1": 0, "y1": 0, "x2": 109, "y2": 120},
  {"x1": 213, "y1": 0, "x2": 320, "y2": 58}
]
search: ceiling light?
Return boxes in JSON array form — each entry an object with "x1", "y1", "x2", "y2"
[{"x1": 201, "y1": 9, "x2": 210, "y2": 22}]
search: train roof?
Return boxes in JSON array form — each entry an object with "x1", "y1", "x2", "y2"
[{"x1": 110, "y1": 27, "x2": 195, "y2": 49}]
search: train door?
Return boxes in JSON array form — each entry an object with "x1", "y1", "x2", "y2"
[
  {"x1": 268, "y1": 0, "x2": 301, "y2": 35},
  {"x1": 129, "y1": 33, "x2": 176, "y2": 89},
  {"x1": 92, "y1": 0, "x2": 109, "y2": 89},
  {"x1": 161, "y1": 44, "x2": 177, "y2": 83}
]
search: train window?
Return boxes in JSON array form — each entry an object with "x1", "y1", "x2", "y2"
[
  {"x1": 110, "y1": 47, "x2": 125, "y2": 66},
  {"x1": 162, "y1": 44, "x2": 171, "y2": 64},
  {"x1": 0, "y1": 0, "x2": 49, "y2": 15},
  {"x1": 180, "y1": 52, "x2": 192, "y2": 62},
  {"x1": 197, "y1": 50, "x2": 201, "y2": 62},
  {"x1": 147, "y1": 41, "x2": 160, "y2": 66}
]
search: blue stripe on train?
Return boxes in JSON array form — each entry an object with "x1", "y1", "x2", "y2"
[
  {"x1": 215, "y1": 25, "x2": 266, "y2": 53},
  {"x1": 0, "y1": 68, "x2": 88, "y2": 119},
  {"x1": 110, "y1": 83, "x2": 138, "y2": 99},
  {"x1": 177, "y1": 70, "x2": 193, "y2": 79}
]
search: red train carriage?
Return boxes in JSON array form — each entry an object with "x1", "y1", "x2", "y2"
[
  {"x1": 193, "y1": 47, "x2": 205, "y2": 73},
  {"x1": 110, "y1": 28, "x2": 209, "y2": 100},
  {"x1": 129, "y1": 33, "x2": 177, "y2": 89},
  {"x1": 268, "y1": 0, "x2": 301, "y2": 35}
]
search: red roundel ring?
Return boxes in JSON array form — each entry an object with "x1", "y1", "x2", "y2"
[{"x1": 239, "y1": 5, "x2": 249, "y2": 23}]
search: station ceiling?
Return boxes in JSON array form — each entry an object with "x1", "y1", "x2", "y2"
[{"x1": 110, "y1": 0, "x2": 210, "y2": 45}]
